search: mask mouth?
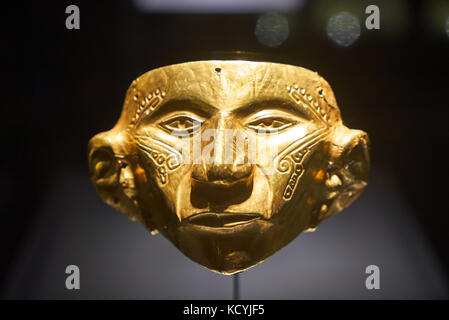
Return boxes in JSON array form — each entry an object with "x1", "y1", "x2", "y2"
[{"x1": 185, "y1": 212, "x2": 262, "y2": 228}]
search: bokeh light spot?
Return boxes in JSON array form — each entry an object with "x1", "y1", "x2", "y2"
[
  {"x1": 255, "y1": 12, "x2": 289, "y2": 47},
  {"x1": 326, "y1": 11, "x2": 360, "y2": 47}
]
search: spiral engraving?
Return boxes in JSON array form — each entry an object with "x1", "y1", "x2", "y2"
[{"x1": 134, "y1": 135, "x2": 182, "y2": 185}]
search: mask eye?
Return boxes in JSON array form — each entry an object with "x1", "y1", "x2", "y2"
[
  {"x1": 159, "y1": 115, "x2": 202, "y2": 135},
  {"x1": 248, "y1": 117, "x2": 294, "y2": 133}
]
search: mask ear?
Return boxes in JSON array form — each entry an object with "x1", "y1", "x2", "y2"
[
  {"x1": 87, "y1": 132, "x2": 142, "y2": 223},
  {"x1": 319, "y1": 126, "x2": 370, "y2": 221}
]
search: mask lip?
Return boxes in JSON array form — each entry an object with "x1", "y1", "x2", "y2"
[{"x1": 185, "y1": 212, "x2": 263, "y2": 228}]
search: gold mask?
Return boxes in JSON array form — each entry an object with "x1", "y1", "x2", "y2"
[{"x1": 88, "y1": 61, "x2": 370, "y2": 274}]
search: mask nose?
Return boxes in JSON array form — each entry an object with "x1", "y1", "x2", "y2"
[
  {"x1": 191, "y1": 114, "x2": 254, "y2": 209},
  {"x1": 192, "y1": 115, "x2": 253, "y2": 183}
]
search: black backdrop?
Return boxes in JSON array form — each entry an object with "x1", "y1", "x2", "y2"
[{"x1": 1, "y1": 0, "x2": 449, "y2": 296}]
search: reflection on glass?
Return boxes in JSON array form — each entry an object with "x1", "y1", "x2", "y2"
[
  {"x1": 255, "y1": 12, "x2": 289, "y2": 47},
  {"x1": 326, "y1": 11, "x2": 360, "y2": 47},
  {"x1": 446, "y1": 16, "x2": 449, "y2": 37}
]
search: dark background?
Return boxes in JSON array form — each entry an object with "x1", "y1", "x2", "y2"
[{"x1": 1, "y1": 0, "x2": 448, "y2": 298}]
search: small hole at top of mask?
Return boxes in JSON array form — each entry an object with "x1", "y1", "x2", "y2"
[{"x1": 215, "y1": 67, "x2": 221, "y2": 73}]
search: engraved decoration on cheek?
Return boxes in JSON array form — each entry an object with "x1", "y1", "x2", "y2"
[
  {"x1": 126, "y1": 83, "x2": 183, "y2": 185},
  {"x1": 274, "y1": 84, "x2": 332, "y2": 200},
  {"x1": 134, "y1": 132, "x2": 183, "y2": 185},
  {"x1": 282, "y1": 146, "x2": 315, "y2": 200}
]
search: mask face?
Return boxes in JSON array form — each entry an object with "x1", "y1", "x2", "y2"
[{"x1": 88, "y1": 61, "x2": 370, "y2": 274}]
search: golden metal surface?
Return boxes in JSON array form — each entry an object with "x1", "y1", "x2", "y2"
[{"x1": 88, "y1": 61, "x2": 370, "y2": 274}]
